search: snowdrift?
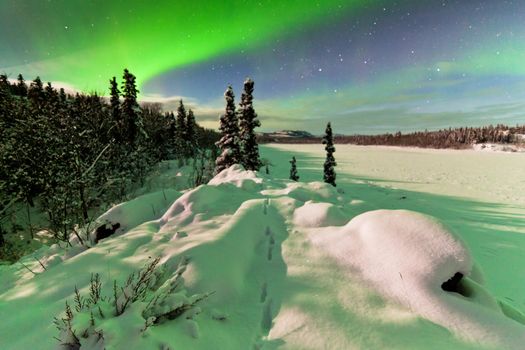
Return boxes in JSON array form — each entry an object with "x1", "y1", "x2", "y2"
[
  {"x1": 311, "y1": 210, "x2": 525, "y2": 348},
  {"x1": 1, "y1": 165, "x2": 524, "y2": 350}
]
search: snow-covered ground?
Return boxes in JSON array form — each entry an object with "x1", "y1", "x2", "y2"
[{"x1": 1, "y1": 145, "x2": 524, "y2": 349}]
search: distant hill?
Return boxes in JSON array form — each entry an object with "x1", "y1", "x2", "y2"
[{"x1": 261, "y1": 130, "x2": 314, "y2": 138}]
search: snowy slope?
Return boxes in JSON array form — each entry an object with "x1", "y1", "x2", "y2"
[{"x1": 1, "y1": 148, "x2": 525, "y2": 349}]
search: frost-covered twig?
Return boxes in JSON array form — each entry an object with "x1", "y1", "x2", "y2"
[
  {"x1": 115, "y1": 257, "x2": 160, "y2": 315},
  {"x1": 89, "y1": 273, "x2": 102, "y2": 305},
  {"x1": 73, "y1": 286, "x2": 84, "y2": 312}
]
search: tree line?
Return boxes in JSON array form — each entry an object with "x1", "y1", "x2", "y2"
[
  {"x1": 0, "y1": 70, "x2": 218, "y2": 256},
  {"x1": 259, "y1": 124, "x2": 525, "y2": 149}
]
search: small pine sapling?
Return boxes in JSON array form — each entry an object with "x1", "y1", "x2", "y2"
[{"x1": 289, "y1": 156, "x2": 299, "y2": 181}]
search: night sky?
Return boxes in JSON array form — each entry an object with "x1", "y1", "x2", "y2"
[{"x1": 1, "y1": 0, "x2": 525, "y2": 134}]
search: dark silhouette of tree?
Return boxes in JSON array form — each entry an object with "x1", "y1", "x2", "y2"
[
  {"x1": 175, "y1": 100, "x2": 188, "y2": 159},
  {"x1": 58, "y1": 88, "x2": 67, "y2": 104},
  {"x1": 109, "y1": 76, "x2": 122, "y2": 141},
  {"x1": 16, "y1": 74, "x2": 27, "y2": 97},
  {"x1": 238, "y1": 78, "x2": 262, "y2": 171},
  {"x1": 166, "y1": 111, "x2": 177, "y2": 157},
  {"x1": 28, "y1": 76, "x2": 45, "y2": 109},
  {"x1": 0, "y1": 74, "x2": 9, "y2": 91},
  {"x1": 176, "y1": 100, "x2": 187, "y2": 138},
  {"x1": 186, "y1": 108, "x2": 197, "y2": 157},
  {"x1": 215, "y1": 86, "x2": 241, "y2": 174},
  {"x1": 322, "y1": 122, "x2": 337, "y2": 186},
  {"x1": 289, "y1": 156, "x2": 299, "y2": 181},
  {"x1": 121, "y1": 69, "x2": 142, "y2": 144}
]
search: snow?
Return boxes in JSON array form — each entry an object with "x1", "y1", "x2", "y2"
[
  {"x1": 1, "y1": 144, "x2": 525, "y2": 349},
  {"x1": 311, "y1": 210, "x2": 525, "y2": 348},
  {"x1": 293, "y1": 201, "x2": 347, "y2": 227},
  {"x1": 472, "y1": 143, "x2": 525, "y2": 153}
]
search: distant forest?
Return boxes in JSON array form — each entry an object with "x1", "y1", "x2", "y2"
[{"x1": 259, "y1": 124, "x2": 525, "y2": 149}]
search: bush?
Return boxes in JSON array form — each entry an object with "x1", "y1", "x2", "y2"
[{"x1": 53, "y1": 256, "x2": 213, "y2": 349}]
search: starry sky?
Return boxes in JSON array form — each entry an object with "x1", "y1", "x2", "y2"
[{"x1": 1, "y1": 0, "x2": 525, "y2": 134}]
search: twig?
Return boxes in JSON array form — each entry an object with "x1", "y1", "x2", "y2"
[
  {"x1": 71, "y1": 227, "x2": 85, "y2": 247},
  {"x1": 34, "y1": 257, "x2": 47, "y2": 271},
  {"x1": 19, "y1": 261, "x2": 38, "y2": 275},
  {"x1": 82, "y1": 143, "x2": 111, "y2": 178}
]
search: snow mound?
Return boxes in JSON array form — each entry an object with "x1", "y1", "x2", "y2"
[
  {"x1": 208, "y1": 164, "x2": 263, "y2": 191},
  {"x1": 160, "y1": 182, "x2": 257, "y2": 227},
  {"x1": 96, "y1": 189, "x2": 179, "y2": 236},
  {"x1": 293, "y1": 201, "x2": 348, "y2": 227},
  {"x1": 261, "y1": 181, "x2": 342, "y2": 203},
  {"x1": 311, "y1": 210, "x2": 525, "y2": 348}
]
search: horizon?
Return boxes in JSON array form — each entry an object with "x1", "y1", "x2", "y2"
[{"x1": 1, "y1": 1, "x2": 525, "y2": 134}]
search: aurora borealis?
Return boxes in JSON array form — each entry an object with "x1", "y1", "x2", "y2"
[{"x1": 1, "y1": 0, "x2": 525, "y2": 133}]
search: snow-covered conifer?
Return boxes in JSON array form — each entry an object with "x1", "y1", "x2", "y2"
[
  {"x1": 215, "y1": 86, "x2": 241, "y2": 174},
  {"x1": 322, "y1": 122, "x2": 337, "y2": 186},
  {"x1": 238, "y1": 78, "x2": 262, "y2": 171}
]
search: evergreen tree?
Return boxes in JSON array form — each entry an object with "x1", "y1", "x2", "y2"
[
  {"x1": 166, "y1": 111, "x2": 177, "y2": 157},
  {"x1": 58, "y1": 88, "x2": 67, "y2": 104},
  {"x1": 322, "y1": 122, "x2": 337, "y2": 186},
  {"x1": 28, "y1": 76, "x2": 45, "y2": 109},
  {"x1": 0, "y1": 74, "x2": 9, "y2": 91},
  {"x1": 215, "y1": 86, "x2": 241, "y2": 174},
  {"x1": 121, "y1": 69, "x2": 142, "y2": 144},
  {"x1": 16, "y1": 74, "x2": 27, "y2": 97},
  {"x1": 185, "y1": 109, "x2": 197, "y2": 156},
  {"x1": 0, "y1": 75, "x2": 12, "y2": 127},
  {"x1": 238, "y1": 78, "x2": 262, "y2": 171},
  {"x1": 109, "y1": 76, "x2": 122, "y2": 141},
  {"x1": 176, "y1": 100, "x2": 188, "y2": 159},
  {"x1": 176, "y1": 100, "x2": 187, "y2": 138},
  {"x1": 44, "y1": 82, "x2": 59, "y2": 112},
  {"x1": 289, "y1": 156, "x2": 299, "y2": 181}
]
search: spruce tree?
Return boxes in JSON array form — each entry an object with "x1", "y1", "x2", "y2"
[
  {"x1": 238, "y1": 78, "x2": 262, "y2": 171},
  {"x1": 28, "y1": 76, "x2": 45, "y2": 109},
  {"x1": 289, "y1": 156, "x2": 299, "y2": 181},
  {"x1": 175, "y1": 100, "x2": 188, "y2": 159},
  {"x1": 0, "y1": 75, "x2": 11, "y2": 126},
  {"x1": 186, "y1": 109, "x2": 197, "y2": 156},
  {"x1": 0, "y1": 74, "x2": 9, "y2": 91},
  {"x1": 121, "y1": 69, "x2": 141, "y2": 144},
  {"x1": 215, "y1": 85, "x2": 241, "y2": 174},
  {"x1": 58, "y1": 88, "x2": 67, "y2": 104},
  {"x1": 322, "y1": 122, "x2": 337, "y2": 186},
  {"x1": 176, "y1": 100, "x2": 187, "y2": 137},
  {"x1": 166, "y1": 111, "x2": 177, "y2": 157},
  {"x1": 16, "y1": 74, "x2": 27, "y2": 97},
  {"x1": 44, "y1": 82, "x2": 59, "y2": 112},
  {"x1": 109, "y1": 76, "x2": 122, "y2": 141}
]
